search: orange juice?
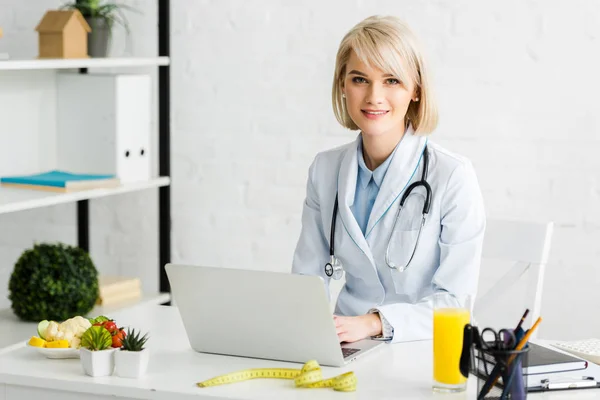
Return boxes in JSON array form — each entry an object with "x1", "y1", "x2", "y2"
[{"x1": 433, "y1": 308, "x2": 470, "y2": 385}]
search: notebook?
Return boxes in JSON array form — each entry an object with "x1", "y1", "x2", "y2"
[
  {"x1": 0, "y1": 170, "x2": 119, "y2": 192},
  {"x1": 476, "y1": 343, "x2": 587, "y2": 376},
  {"x1": 472, "y1": 342, "x2": 589, "y2": 391},
  {"x1": 474, "y1": 343, "x2": 589, "y2": 390},
  {"x1": 524, "y1": 343, "x2": 588, "y2": 375}
]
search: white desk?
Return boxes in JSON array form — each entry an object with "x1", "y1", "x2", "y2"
[{"x1": 0, "y1": 304, "x2": 598, "y2": 400}]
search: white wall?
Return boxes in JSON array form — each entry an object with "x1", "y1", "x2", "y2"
[{"x1": 0, "y1": 0, "x2": 598, "y2": 341}]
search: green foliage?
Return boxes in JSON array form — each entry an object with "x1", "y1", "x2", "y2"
[
  {"x1": 60, "y1": 0, "x2": 139, "y2": 33},
  {"x1": 8, "y1": 242, "x2": 99, "y2": 322},
  {"x1": 121, "y1": 328, "x2": 149, "y2": 351},
  {"x1": 81, "y1": 325, "x2": 112, "y2": 351},
  {"x1": 88, "y1": 315, "x2": 109, "y2": 324}
]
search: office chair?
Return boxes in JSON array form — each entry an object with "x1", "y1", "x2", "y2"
[
  {"x1": 328, "y1": 218, "x2": 554, "y2": 340},
  {"x1": 473, "y1": 218, "x2": 554, "y2": 339}
]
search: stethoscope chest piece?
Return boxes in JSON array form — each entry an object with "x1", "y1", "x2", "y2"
[{"x1": 324, "y1": 255, "x2": 343, "y2": 280}]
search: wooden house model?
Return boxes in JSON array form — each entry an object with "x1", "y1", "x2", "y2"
[{"x1": 35, "y1": 10, "x2": 91, "y2": 59}]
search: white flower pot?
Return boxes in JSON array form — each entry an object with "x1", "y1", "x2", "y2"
[
  {"x1": 80, "y1": 348, "x2": 116, "y2": 377},
  {"x1": 115, "y1": 349, "x2": 150, "y2": 378}
]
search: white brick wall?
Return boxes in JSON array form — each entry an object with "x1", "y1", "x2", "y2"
[{"x1": 1, "y1": 0, "x2": 599, "y2": 340}]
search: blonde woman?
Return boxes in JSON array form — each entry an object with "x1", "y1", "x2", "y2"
[{"x1": 292, "y1": 16, "x2": 486, "y2": 344}]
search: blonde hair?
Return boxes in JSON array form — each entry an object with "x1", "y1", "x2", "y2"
[{"x1": 332, "y1": 15, "x2": 438, "y2": 135}]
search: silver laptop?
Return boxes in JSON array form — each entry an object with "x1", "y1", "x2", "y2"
[{"x1": 165, "y1": 263, "x2": 385, "y2": 367}]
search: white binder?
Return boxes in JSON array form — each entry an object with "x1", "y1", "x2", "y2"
[{"x1": 56, "y1": 72, "x2": 152, "y2": 183}]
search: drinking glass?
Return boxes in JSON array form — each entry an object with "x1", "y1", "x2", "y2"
[{"x1": 432, "y1": 292, "x2": 472, "y2": 393}]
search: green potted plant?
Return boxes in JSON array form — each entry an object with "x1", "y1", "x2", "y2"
[
  {"x1": 79, "y1": 325, "x2": 117, "y2": 376},
  {"x1": 8, "y1": 242, "x2": 99, "y2": 322},
  {"x1": 60, "y1": 0, "x2": 138, "y2": 57},
  {"x1": 114, "y1": 328, "x2": 150, "y2": 378}
]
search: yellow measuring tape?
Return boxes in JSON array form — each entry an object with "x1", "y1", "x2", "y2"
[{"x1": 197, "y1": 359, "x2": 357, "y2": 392}]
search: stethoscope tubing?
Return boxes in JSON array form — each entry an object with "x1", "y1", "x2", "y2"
[{"x1": 325, "y1": 145, "x2": 431, "y2": 279}]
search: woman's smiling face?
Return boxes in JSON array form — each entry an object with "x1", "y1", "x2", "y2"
[{"x1": 343, "y1": 50, "x2": 417, "y2": 138}]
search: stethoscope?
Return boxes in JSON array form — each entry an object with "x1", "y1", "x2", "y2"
[{"x1": 324, "y1": 145, "x2": 432, "y2": 280}]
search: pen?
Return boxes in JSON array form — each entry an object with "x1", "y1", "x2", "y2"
[
  {"x1": 513, "y1": 317, "x2": 542, "y2": 351},
  {"x1": 514, "y1": 309, "x2": 529, "y2": 332},
  {"x1": 542, "y1": 377, "x2": 598, "y2": 390}
]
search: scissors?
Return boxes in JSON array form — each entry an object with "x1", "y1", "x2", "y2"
[{"x1": 479, "y1": 327, "x2": 517, "y2": 351}]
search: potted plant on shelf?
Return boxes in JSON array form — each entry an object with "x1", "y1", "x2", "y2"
[
  {"x1": 79, "y1": 325, "x2": 117, "y2": 377},
  {"x1": 115, "y1": 328, "x2": 150, "y2": 378},
  {"x1": 60, "y1": 0, "x2": 137, "y2": 58}
]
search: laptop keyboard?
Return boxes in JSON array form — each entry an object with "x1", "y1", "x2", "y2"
[{"x1": 342, "y1": 347, "x2": 360, "y2": 358}]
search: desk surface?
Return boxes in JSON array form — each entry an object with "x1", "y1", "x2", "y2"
[{"x1": 0, "y1": 304, "x2": 598, "y2": 400}]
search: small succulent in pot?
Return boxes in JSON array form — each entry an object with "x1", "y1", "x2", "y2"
[
  {"x1": 81, "y1": 325, "x2": 112, "y2": 351},
  {"x1": 115, "y1": 328, "x2": 150, "y2": 378},
  {"x1": 120, "y1": 328, "x2": 149, "y2": 351},
  {"x1": 60, "y1": 0, "x2": 140, "y2": 57},
  {"x1": 79, "y1": 325, "x2": 117, "y2": 377}
]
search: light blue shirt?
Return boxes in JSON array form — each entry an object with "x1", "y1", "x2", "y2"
[
  {"x1": 351, "y1": 135, "x2": 402, "y2": 339},
  {"x1": 351, "y1": 136, "x2": 402, "y2": 237}
]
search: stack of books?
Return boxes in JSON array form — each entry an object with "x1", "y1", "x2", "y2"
[
  {"x1": 96, "y1": 275, "x2": 142, "y2": 307},
  {"x1": 0, "y1": 170, "x2": 120, "y2": 192}
]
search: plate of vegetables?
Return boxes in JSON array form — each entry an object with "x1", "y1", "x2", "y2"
[{"x1": 27, "y1": 315, "x2": 124, "y2": 359}]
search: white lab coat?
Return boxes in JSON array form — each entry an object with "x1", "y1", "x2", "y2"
[{"x1": 291, "y1": 126, "x2": 486, "y2": 343}]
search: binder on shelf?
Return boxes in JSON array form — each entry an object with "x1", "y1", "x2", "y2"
[
  {"x1": 56, "y1": 72, "x2": 152, "y2": 183},
  {"x1": 0, "y1": 170, "x2": 120, "y2": 192}
]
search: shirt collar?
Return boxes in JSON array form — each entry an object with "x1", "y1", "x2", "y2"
[{"x1": 356, "y1": 134, "x2": 403, "y2": 190}]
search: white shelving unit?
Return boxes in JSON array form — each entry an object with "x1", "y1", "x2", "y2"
[
  {"x1": 0, "y1": 56, "x2": 170, "y2": 71},
  {"x1": 0, "y1": 176, "x2": 170, "y2": 215},
  {"x1": 0, "y1": 56, "x2": 172, "y2": 349}
]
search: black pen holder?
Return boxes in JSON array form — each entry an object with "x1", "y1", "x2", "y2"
[{"x1": 475, "y1": 345, "x2": 530, "y2": 400}]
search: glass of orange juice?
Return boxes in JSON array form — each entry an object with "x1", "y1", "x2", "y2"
[{"x1": 432, "y1": 292, "x2": 471, "y2": 393}]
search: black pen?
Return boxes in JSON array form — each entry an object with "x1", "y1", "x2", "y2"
[{"x1": 514, "y1": 309, "x2": 529, "y2": 332}]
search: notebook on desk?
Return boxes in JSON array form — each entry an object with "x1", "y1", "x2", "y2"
[
  {"x1": 474, "y1": 342, "x2": 589, "y2": 391},
  {"x1": 476, "y1": 342, "x2": 587, "y2": 376},
  {"x1": 525, "y1": 343, "x2": 588, "y2": 375}
]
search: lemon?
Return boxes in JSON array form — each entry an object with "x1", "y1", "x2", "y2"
[
  {"x1": 28, "y1": 336, "x2": 46, "y2": 348},
  {"x1": 45, "y1": 339, "x2": 69, "y2": 348}
]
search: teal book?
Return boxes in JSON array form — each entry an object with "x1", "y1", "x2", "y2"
[{"x1": 0, "y1": 170, "x2": 120, "y2": 192}]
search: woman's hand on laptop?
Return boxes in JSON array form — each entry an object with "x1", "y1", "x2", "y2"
[{"x1": 334, "y1": 314, "x2": 382, "y2": 343}]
